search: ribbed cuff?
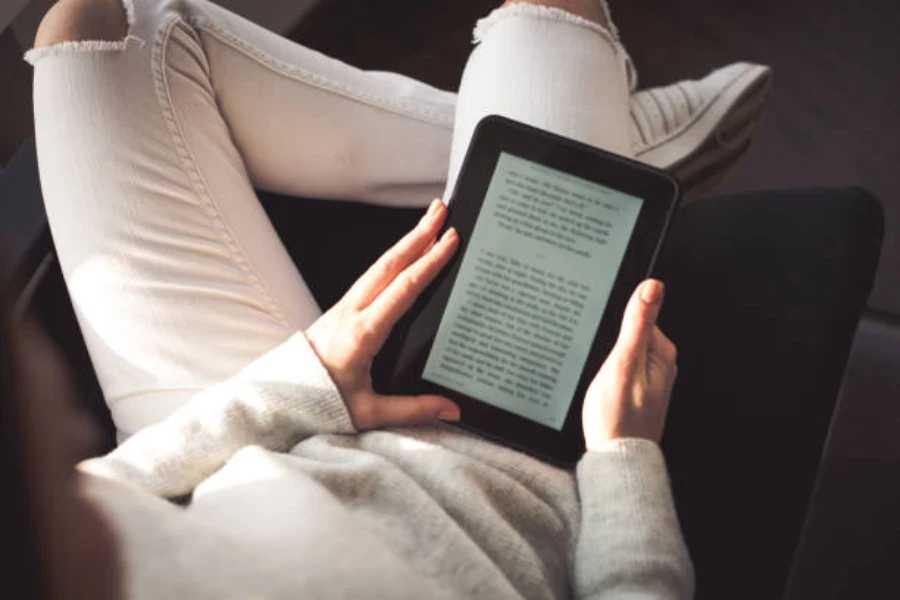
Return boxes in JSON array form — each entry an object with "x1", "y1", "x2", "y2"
[
  {"x1": 574, "y1": 438, "x2": 694, "y2": 598},
  {"x1": 577, "y1": 438, "x2": 672, "y2": 511},
  {"x1": 285, "y1": 332, "x2": 356, "y2": 434}
]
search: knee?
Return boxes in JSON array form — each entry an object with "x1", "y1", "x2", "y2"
[{"x1": 34, "y1": 0, "x2": 129, "y2": 49}]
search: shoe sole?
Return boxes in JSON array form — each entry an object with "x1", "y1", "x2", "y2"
[{"x1": 635, "y1": 64, "x2": 774, "y2": 204}]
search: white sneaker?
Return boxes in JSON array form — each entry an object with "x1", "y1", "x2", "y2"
[{"x1": 630, "y1": 62, "x2": 773, "y2": 202}]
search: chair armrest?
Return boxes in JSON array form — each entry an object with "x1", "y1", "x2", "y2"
[
  {"x1": 1, "y1": 137, "x2": 116, "y2": 454},
  {"x1": 0, "y1": 137, "x2": 52, "y2": 302}
]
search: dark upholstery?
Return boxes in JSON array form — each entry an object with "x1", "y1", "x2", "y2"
[
  {"x1": 0, "y1": 138, "x2": 50, "y2": 294},
  {"x1": 1, "y1": 139, "x2": 884, "y2": 599},
  {"x1": 656, "y1": 187, "x2": 883, "y2": 598},
  {"x1": 259, "y1": 186, "x2": 884, "y2": 598}
]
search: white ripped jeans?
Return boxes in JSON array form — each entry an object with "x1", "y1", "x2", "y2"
[{"x1": 28, "y1": 0, "x2": 634, "y2": 437}]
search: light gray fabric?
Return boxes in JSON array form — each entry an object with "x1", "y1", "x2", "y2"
[{"x1": 81, "y1": 331, "x2": 693, "y2": 599}]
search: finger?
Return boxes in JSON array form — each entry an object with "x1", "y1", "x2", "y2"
[
  {"x1": 419, "y1": 237, "x2": 437, "y2": 259},
  {"x1": 364, "y1": 227, "x2": 459, "y2": 348},
  {"x1": 648, "y1": 326, "x2": 678, "y2": 366},
  {"x1": 647, "y1": 327, "x2": 678, "y2": 394},
  {"x1": 363, "y1": 392, "x2": 461, "y2": 429},
  {"x1": 343, "y1": 199, "x2": 447, "y2": 308},
  {"x1": 660, "y1": 361, "x2": 678, "y2": 413},
  {"x1": 612, "y1": 279, "x2": 665, "y2": 368}
]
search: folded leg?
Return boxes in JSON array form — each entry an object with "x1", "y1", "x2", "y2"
[{"x1": 30, "y1": 0, "x2": 632, "y2": 437}]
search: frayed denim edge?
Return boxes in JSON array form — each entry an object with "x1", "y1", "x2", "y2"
[
  {"x1": 472, "y1": 3, "x2": 636, "y2": 89},
  {"x1": 473, "y1": 4, "x2": 620, "y2": 45},
  {"x1": 23, "y1": 0, "x2": 139, "y2": 65}
]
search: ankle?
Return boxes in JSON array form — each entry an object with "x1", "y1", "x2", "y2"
[{"x1": 500, "y1": 0, "x2": 611, "y2": 29}]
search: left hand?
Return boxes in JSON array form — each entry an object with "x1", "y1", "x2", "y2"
[{"x1": 306, "y1": 199, "x2": 461, "y2": 430}]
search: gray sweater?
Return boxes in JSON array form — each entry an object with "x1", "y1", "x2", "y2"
[{"x1": 81, "y1": 331, "x2": 694, "y2": 599}]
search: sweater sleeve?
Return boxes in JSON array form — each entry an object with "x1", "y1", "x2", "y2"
[
  {"x1": 78, "y1": 332, "x2": 355, "y2": 498},
  {"x1": 573, "y1": 438, "x2": 694, "y2": 599}
]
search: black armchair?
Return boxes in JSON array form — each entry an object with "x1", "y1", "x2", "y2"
[{"x1": 1, "y1": 137, "x2": 884, "y2": 599}]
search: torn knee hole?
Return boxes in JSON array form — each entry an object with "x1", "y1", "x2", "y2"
[{"x1": 33, "y1": 0, "x2": 132, "y2": 50}]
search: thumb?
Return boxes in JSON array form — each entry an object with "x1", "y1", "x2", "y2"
[
  {"x1": 366, "y1": 393, "x2": 461, "y2": 429},
  {"x1": 613, "y1": 279, "x2": 665, "y2": 366}
]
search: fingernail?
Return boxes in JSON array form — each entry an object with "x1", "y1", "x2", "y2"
[
  {"x1": 437, "y1": 408, "x2": 461, "y2": 422},
  {"x1": 441, "y1": 228, "x2": 457, "y2": 244},
  {"x1": 428, "y1": 199, "x2": 442, "y2": 217},
  {"x1": 641, "y1": 280, "x2": 664, "y2": 304},
  {"x1": 420, "y1": 200, "x2": 438, "y2": 223}
]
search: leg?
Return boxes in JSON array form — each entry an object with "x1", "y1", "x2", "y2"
[
  {"x1": 255, "y1": 0, "x2": 638, "y2": 385},
  {"x1": 656, "y1": 188, "x2": 883, "y2": 598},
  {"x1": 31, "y1": 0, "x2": 636, "y2": 438},
  {"x1": 290, "y1": 0, "x2": 636, "y2": 301},
  {"x1": 30, "y1": 0, "x2": 458, "y2": 436},
  {"x1": 446, "y1": 0, "x2": 633, "y2": 195}
]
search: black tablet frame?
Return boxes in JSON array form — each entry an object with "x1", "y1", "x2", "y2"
[{"x1": 387, "y1": 115, "x2": 680, "y2": 466}]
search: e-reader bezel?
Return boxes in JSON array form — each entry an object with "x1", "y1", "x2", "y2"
[{"x1": 387, "y1": 115, "x2": 680, "y2": 466}]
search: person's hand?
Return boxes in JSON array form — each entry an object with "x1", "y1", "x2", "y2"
[
  {"x1": 306, "y1": 199, "x2": 461, "y2": 431},
  {"x1": 582, "y1": 279, "x2": 677, "y2": 449}
]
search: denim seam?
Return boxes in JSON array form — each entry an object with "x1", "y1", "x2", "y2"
[
  {"x1": 150, "y1": 15, "x2": 291, "y2": 328},
  {"x1": 190, "y1": 17, "x2": 453, "y2": 129}
]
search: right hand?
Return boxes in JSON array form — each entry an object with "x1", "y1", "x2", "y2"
[
  {"x1": 582, "y1": 279, "x2": 678, "y2": 450},
  {"x1": 306, "y1": 199, "x2": 462, "y2": 431}
]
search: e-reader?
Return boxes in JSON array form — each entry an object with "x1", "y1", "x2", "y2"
[{"x1": 387, "y1": 115, "x2": 680, "y2": 465}]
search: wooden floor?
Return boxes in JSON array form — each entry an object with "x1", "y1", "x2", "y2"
[{"x1": 292, "y1": 1, "x2": 900, "y2": 597}]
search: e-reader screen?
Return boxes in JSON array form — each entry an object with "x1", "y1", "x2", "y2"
[{"x1": 421, "y1": 152, "x2": 644, "y2": 430}]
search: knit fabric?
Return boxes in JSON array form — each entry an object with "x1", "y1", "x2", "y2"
[{"x1": 80, "y1": 331, "x2": 694, "y2": 599}]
